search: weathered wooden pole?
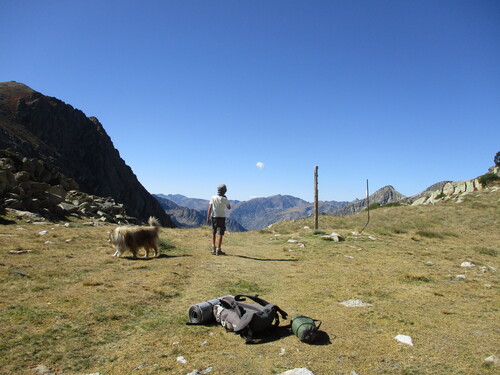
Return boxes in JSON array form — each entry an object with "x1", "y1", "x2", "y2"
[
  {"x1": 314, "y1": 166, "x2": 319, "y2": 230},
  {"x1": 360, "y1": 179, "x2": 370, "y2": 234}
]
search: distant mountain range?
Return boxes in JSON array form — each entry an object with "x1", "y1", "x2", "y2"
[
  {"x1": 154, "y1": 194, "x2": 246, "y2": 232},
  {"x1": 153, "y1": 189, "x2": 407, "y2": 231},
  {"x1": 155, "y1": 181, "x2": 460, "y2": 231}
]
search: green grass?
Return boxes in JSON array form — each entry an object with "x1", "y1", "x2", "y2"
[{"x1": 474, "y1": 246, "x2": 497, "y2": 257}]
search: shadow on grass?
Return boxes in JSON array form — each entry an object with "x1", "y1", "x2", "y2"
[
  {"x1": 187, "y1": 325, "x2": 332, "y2": 345},
  {"x1": 246, "y1": 326, "x2": 294, "y2": 344},
  {"x1": 247, "y1": 328, "x2": 332, "y2": 345},
  {"x1": 0, "y1": 217, "x2": 16, "y2": 225},
  {"x1": 230, "y1": 254, "x2": 299, "y2": 262},
  {"x1": 307, "y1": 330, "x2": 333, "y2": 346},
  {"x1": 121, "y1": 254, "x2": 193, "y2": 261}
]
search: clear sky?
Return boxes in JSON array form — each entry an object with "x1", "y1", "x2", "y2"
[{"x1": 1, "y1": 0, "x2": 499, "y2": 202}]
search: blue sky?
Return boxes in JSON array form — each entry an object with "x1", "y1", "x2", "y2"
[{"x1": 1, "y1": 0, "x2": 499, "y2": 202}]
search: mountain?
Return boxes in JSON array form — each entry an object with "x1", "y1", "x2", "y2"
[
  {"x1": 157, "y1": 193, "x2": 241, "y2": 211},
  {"x1": 228, "y1": 195, "x2": 309, "y2": 230},
  {"x1": 330, "y1": 185, "x2": 406, "y2": 217},
  {"x1": 264, "y1": 199, "x2": 349, "y2": 223},
  {"x1": 154, "y1": 194, "x2": 246, "y2": 232},
  {"x1": 156, "y1": 193, "x2": 350, "y2": 231},
  {"x1": 0, "y1": 81, "x2": 173, "y2": 226}
]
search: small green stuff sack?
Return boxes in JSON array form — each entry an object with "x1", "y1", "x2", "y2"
[{"x1": 291, "y1": 315, "x2": 321, "y2": 343}]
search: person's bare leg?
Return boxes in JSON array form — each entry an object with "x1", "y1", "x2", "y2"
[
  {"x1": 216, "y1": 235, "x2": 225, "y2": 255},
  {"x1": 211, "y1": 233, "x2": 216, "y2": 254}
]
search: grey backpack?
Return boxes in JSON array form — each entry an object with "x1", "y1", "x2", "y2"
[{"x1": 213, "y1": 294, "x2": 288, "y2": 343}]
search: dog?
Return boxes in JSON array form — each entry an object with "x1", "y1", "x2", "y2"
[{"x1": 109, "y1": 217, "x2": 161, "y2": 258}]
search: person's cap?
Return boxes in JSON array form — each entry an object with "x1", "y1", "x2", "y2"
[{"x1": 217, "y1": 184, "x2": 227, "y2": 195}]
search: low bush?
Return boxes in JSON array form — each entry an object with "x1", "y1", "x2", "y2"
[{"x1": 478, "y1": 172, "x2": 499, "y2": 187}]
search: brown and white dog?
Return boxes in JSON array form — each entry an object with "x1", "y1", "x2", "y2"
[{"x1": 109, "y1": 217, "x2": 161, "y2": 258}]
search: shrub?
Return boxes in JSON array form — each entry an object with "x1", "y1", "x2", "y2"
[
  {"x1": 367, "y1": 203, "x2": 381, "y2": 210},
  {"x1": 478, "y1": 172, "x2": 499, "y2": 187}
]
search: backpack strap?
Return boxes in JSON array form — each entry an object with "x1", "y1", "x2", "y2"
[
  {"x1": 235, "y1": 294, "x2": 288, "y2": 321},
  {"x1": 220, "y1": 296, "x2": 243, "y2": 318}
]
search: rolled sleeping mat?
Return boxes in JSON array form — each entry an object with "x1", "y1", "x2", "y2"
[{"x1": 188, "y1": 296, "x2": 233, "y2": 324}]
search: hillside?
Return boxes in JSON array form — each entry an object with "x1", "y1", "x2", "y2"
[
  {"x1": 331, "y1": 185, "x2": 406, "y2": 217},
  {"x1": 0, "y1": 81, "x2": 172, "y2": 226},
  {"x1": 0, "y1": 180, "x2": 498, "y2": 375}
]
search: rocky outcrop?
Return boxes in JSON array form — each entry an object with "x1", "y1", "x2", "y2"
[
  {"x1": 409, "y1": 167, "x2": 500, "y2": 206},
  {"x1": 330, "y1": 185, "x2": 406, "y2": 217},
  {"x1": 0, "y1": 81, "x2": 173, "y2": 226},
  {"x1": 0, "y1": 151, "x2": 138, "y2": 223}
]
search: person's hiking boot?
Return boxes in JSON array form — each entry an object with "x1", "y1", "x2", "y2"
[
  {"x1": 216, "y1": 248, "x2": 226, "y2": 255},
  {"x1": 211, "y1": 245, "x2": 216, "y2": 255}
]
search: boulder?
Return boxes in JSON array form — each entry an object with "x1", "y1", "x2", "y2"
[
  {"x1": 58, "y1": 202, "x2": 79, "y2": 214},
  {"x1": 442, "y1": 182, "x2": 455, "y2": 196},
  {"x1": 0, "y1": 169, "x2": 16, "y2": 194}
]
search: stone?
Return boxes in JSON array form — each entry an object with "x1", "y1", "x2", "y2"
[
  {"x1": 411, "y1": 197, "x2": 428, "y2": 206},
  {"x1": 321, "y1": 233, "x2": 345, "y2": 242},
  {"x1": 442, "y1": 182, "x2": 455, "y2": 196},
  {"x1": 46, "y1": 184, "x2": 67, "y2": 198},
  {"x1": 461, "y1": 262, "x2": 475, "y2": 268},
  {"x1": 278, "y1": 369, "x2": 315, "y2": 375},
  {"x1": 58, "y1": 202, "x2": 79, "y2": 214},
  {"x1": 0, "y1": 169, "x2": 16, "y2": 194},
  {"x1": 14, "y1": 170, "x2": 30, "y2": 183},
  {"x1": 484, "y1": 355, "x2": 499, "y2": 366},
  {"x1": 339, "y1": 299, "x2": 372, "y2": 307},
  {"x1": 394, "y1": 334, "x2": 413, "y2": 346},
  {"x1": 33, "y1": 364, "x2": 55, "y2": 375}
]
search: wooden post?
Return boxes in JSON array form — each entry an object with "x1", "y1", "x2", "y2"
[{"x1": 314, "y1": 166, "x2": 319, "y2": 230}]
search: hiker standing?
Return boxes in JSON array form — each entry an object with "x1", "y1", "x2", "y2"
[{"x1": 207, "y1": 184, "x2": 231, "y2": 255}]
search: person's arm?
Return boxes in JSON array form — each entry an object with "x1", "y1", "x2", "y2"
[{"x1": 206, "y1": 203, "x2": 213, "y2": 224}]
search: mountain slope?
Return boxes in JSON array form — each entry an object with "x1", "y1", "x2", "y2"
[
  {"x1": 229, "y1": 195, "x2": 309, "y2": 230},
  {"x1": 154, "y1": 194, "x2": 246, "y2": 232},
  {"x1": 0, "y1": 81, "x2": 173, "y2": 226},
  {"x1": 331, "y1": 185, "x2": 406, "y2": 217}
]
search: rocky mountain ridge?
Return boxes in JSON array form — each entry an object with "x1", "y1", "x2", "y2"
[{"x1": 0, "y1": 81, "x2": 172, "y2": 226}]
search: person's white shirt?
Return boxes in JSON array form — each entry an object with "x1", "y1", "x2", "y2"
[{"x1": 210, "y1": 195, "x2": 230, "y2": 217}]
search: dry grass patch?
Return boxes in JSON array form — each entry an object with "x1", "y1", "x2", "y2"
[{"x1": 0, "y1": 188, "x2": 499, "y2": 375}]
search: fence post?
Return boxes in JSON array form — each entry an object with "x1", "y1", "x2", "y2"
[{"x1": 314, "y1": 166, "x2": 319, "y2": 230}]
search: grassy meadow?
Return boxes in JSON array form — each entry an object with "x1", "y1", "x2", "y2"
[{"x1": 0, "y1": 187, "x2": 498, "y2": 375}]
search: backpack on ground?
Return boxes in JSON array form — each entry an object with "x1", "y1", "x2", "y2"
[{"x1": 212, "y1": 294, "x2": 288, "y2": 343}]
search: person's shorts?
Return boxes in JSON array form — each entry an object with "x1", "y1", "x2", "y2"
[{"x1": 212, "y1": 217, "x2": 226, "y2": 235}]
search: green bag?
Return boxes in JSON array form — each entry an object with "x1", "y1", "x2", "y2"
[{"x1": 291, "y1": 315, "x2": 321, "y2": 343}]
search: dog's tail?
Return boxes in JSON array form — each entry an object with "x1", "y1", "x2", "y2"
[{"x1": 148, "y1": 216, "x2": 161, "y2": 230}]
